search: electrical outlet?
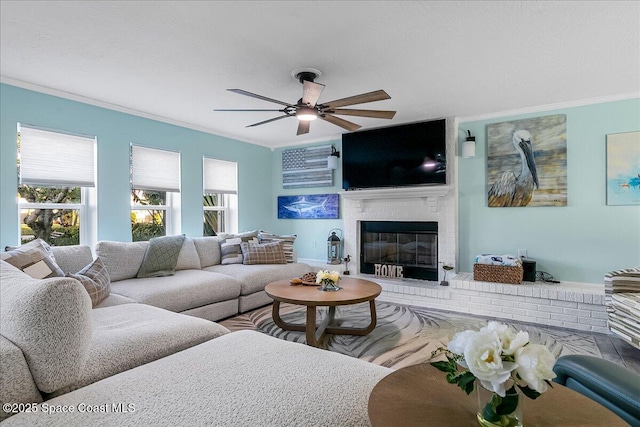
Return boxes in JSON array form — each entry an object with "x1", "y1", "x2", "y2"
[
  {"x1": 517, "y1": 249, "x2": 527, "y2": 259},
  {"x1": 312, "y1": 240, "x2": 317, "y2": 249}
]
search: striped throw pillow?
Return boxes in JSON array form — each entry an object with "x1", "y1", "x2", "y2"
[
  {"x1": 1, "y1": 239, "x2": 64, "y2": 279},
  {"x1": 258, "y1": 231, "x2": 297, "y2": 263}
]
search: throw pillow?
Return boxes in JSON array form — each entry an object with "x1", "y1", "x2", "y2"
[
  {"x1": 220, "y1": 230, "x2": 259, "y2": 265},
  {"x1": 241, "y1": 241, "x2": 287, "y2": 265},
  {"x1": 67, "y1": 257, "x2": 111, "y2": 308},
  {"x1": 258, "y1": 230, "x2": 297, "y2": 263},
  {"x1": 1, "y1": 239, "x2": 64, "y2": 279},
  {"x1": 136, "y1": 234, "x2": 186, "y2": 278}
]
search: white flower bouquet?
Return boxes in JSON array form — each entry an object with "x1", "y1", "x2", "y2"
[
  {"x1": 316, "y1": 270, "x2": 340, "y2": 291},
  {"x1": 431, "y1": 321, "x2": 557, "y2": 426}
]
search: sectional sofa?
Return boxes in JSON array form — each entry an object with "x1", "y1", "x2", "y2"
[{"x1": 0, "y1": 236, "x2": 392, "y2": 425}]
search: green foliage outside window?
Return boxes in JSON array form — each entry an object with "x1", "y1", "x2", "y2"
[
  {"x1": 18, "y1": 185, "x2": 80, "y2": 246},
  {"x1": 131, "y1": 189, "x2": 166, "y2": 241}
]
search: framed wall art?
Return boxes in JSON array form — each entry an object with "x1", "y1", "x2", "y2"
[
  {"x1": 487, "y1": 114, "x2": 567, "y2": 207},
  {"x1": 606, "y1": 131, "x2": 640, "y2": 206},
  {"x1": 277, "y1": 194, "x2": 339, "y2": 219}
]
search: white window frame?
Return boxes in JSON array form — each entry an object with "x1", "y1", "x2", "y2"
[
  {"x1": 130, "y1": 144, "x2": 182, "y2": 239},
  {"x1": 17, "y1": 124, "x2": 97, "y2": 247},
  {"x1": 203, "y1": 157, "x2": 238, "y2": 235}
]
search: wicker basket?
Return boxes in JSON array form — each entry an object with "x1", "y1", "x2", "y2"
[{"x1": 473, "y1": 264, "x2": 523, "y2": 284}]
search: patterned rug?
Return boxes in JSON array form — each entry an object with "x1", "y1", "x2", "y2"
[{"x1": 220, "y1": 301, "x2": 602, "y2": 370}]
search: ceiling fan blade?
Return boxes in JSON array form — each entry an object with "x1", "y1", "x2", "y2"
[
  {"x1": 227, "y1": 89, "x2": 293, "y2": 107},
  {"x1": 246, "y1": 115, "x2": 292, "y2": 128},
  {"x1": 297, "y1": 121, "x2": 311, "y2": 135},
  {"x1": 214, "y1": 109, "x2": 285, "y2": 112},
  {"x1": 302, "y1": 81, "x2": 325, "y2": 107},
  {"x1": 329, "y1": 109, "x2": 396, "y2": 119},
  {"x1": 321, "y1": 114, "x2": 362, "y2": 132},
  {"x1": 321, "y1": 90, "x2": 391, "y2": 109}
]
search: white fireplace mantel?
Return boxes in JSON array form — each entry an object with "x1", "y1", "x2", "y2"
[{"x1": 340, "y1": 186, "x2": 451, "y2": 212}]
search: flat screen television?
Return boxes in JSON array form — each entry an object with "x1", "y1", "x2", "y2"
[{"x1": 341, "y1": 119, "x2": 446, "y2": 190}]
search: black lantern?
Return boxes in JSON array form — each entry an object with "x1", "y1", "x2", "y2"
[{"x1": 327, "y1": 229, "x2": 343, "y2": 265}]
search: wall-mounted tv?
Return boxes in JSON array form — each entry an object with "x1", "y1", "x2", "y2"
[{"x1": 341, "y1": 119, "x2": 446, "y2": 190}]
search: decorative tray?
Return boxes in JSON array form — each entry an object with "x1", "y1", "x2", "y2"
[{"x1": 290, "y1": 272, "x2": 318, "y2": 286}]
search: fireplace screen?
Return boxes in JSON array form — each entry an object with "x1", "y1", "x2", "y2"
[{"x1": 360, "y1": 221, "x2": 438, "y2": 280}]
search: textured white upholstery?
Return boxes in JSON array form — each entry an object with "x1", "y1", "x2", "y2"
[
  {"x1": 3, "y1": 331, "x2": 392, "y2": 426},
  {"x1": 0, "y1": 260, "x2": 92, "y2": 393},
  {"x1": 175, "y1": 237, "x2": 201, "y2": 270},
  {"x1": 49, "y1": 304, "x2": 229, "y2": 397},
  {"x1": 93, "y1": 293, "x2": 137, "y2": 308},
  {"x1": 205, "y1": 262, "x2": 312, "y2": 295},
  {"x1": 50, "y1": 244, "x2": 94, "y2": 274},
  {"x1": 110, "y1": 270, "x2": 242, "y2": 313},
  {"x1": 95, "y1": 240, "x2": 148, "y2": 282},
  {"x1": 192, "y1": 236, "x2": 223, "y2": 267},
  {"x1": 0, "y1": 336, "x2": 43, "y2": 421}
]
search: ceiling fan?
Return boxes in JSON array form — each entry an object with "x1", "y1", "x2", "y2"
[{"x1": 214, "y1": 68, "x2": 396, "y2": 136}]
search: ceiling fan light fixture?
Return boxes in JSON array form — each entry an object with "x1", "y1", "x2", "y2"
[{"x1": 296, "y1": 106, "x2": 318, "y2": 121}]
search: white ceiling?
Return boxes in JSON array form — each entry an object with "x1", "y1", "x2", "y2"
[{"x1": 1, "y1": 1, "x2": 639, "y2": 149}]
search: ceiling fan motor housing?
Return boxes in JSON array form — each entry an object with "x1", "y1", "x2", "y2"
[{"x1": 296, "y1": 71, "x2": 318, "y2": 84}]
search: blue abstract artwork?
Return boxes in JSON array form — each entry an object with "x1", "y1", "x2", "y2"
[
  {"x1": 277, "y1": 194, "x2": 339, "y2": 219},
  {"x1": 607, "y1": 131, "x2": 640, "y2": 206}
]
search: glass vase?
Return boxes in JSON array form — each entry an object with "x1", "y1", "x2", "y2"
[
  {"x1": 319, "y1": 279, "x2": 340, "y2": 292},
  {"x1": 476, "y1": 383, "x2": 523, "y2": 427}
]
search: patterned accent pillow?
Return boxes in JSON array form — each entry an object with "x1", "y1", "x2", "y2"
[
  {"x1": 136, "y1": 234, "x2": 186, "y2": 278},
  {"x1": 220, "y1": 231, "x2": 260, "y2": 265},
  {"x1": 241, "y1": 241, "x2": 287, "y2": 265},
  {"x1": 258, "y1": 231, "x2": 297, "y2": 263},
  {"x1": 67, "y1": 257, "x2": 111, "y2": 307},
  {"x1": 1, "y1": 239, "x2": 64, "y2": 279}
]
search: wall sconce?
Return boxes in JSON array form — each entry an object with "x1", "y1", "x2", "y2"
[
  {"x1": 327, "y1": 146, "x2": 340, "y2": 169},
  {"x1": 462, "y1": 130, "x2": 476, "y2": 158}
]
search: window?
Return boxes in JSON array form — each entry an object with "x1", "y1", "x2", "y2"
[
  {"x1": 17, "y1": 124, "x2": 97, "y2": 247},
  {"x1": 203, "y1": 157, "x2": 237, "y2": 235},
  {"x1": 131, "y1": 145, "x2": 181, "y2": 241}
]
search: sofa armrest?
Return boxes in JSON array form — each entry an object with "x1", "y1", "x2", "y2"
[{"x1": 553, "y1": 355, "x2": 640, "y2": 426}]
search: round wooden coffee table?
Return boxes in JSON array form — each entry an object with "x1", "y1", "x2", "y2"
[
  {"x1": 265, "y1": 277, "x2": 382, "y2": 347},
  {"x1": 368, "y1": 363, "x2": 627, "y2": 426}
]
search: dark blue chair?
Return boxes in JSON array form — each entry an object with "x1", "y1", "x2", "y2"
[{"x1": 553, "y1": 355, "x2": 640, "y2": 427}]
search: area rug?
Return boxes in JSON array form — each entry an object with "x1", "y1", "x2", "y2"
[{"x1": 220, "y1": 301, "x2": 602, "y2": 370}]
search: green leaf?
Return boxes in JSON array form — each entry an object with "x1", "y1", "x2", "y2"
[
  {"x1": 517, "y1": 384, "x2": 541, "y2": 400},
  {"x1": 457, "y1": 371, "x2": 476, "y2": 395},
  {"x1": 482, "y1": 401, "x2": 500, "y2": 422},
  {"x1": 431, "y1": 360, "x2": 455, "y2": 373},
  {"x1": 496, "y1": 392, "x2": 519, "y2": 415}
]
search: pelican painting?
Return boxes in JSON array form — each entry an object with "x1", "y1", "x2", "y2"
[
  {"x1": 488, "y1": 130, "x2": 539, "y2": 207},
  {"x1": 487, "y1": 114, "x2": 567, "y2": 207}
]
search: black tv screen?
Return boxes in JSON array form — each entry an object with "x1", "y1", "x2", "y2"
[{"x1": 341, "y1": 119, "x2": 446, "y2": 190}]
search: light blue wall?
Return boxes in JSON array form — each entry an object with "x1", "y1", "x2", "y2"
[
  {"x1": 458, "y1": 98, "x2": 640, "y2": 284},
  {"x1": 0, "y1": 83, "x2": 273, "y2": 248},
  {"x1": 270, "y1": 140, "x2": 344, "y2": 261}
]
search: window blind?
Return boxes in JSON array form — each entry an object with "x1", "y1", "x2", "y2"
[
  {"x1": 203, "y1": 157, "x2": 237, "y2": 194},
  {"x1": 131, "y1": 145, "x2": 181, "y2": 192},
  {"x1": 19, "y1": 125, "x2": 96, "y2": 187}
]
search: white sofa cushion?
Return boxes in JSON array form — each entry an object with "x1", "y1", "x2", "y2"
[
  {"x1": 94, "y1": 293, "x2": 137, "y2": 308},
  {"x1": 110, "y1": 270, "x2": 242, "y2": 312},
  {"x1": 2, "y1": 331, "x2": 391, "y2": 426},
  {"x1": 175, "y1": 237, "x2": 202, "y2": 270},
  {"x1": 49, "y1": 304, "x2": 229, "y2": 397},
  {"x1": 0, "y1": 336, "x2": 43, "y2": 421},
  {"x1": 51, "y1": 244, "x2": 94, "y2": 274},
  {"x1": 204, "y1": 262, "x2": 312, "y2": 296},
  {"x1": 192, "y1": 236, "x2": 223, "y2": 268},
  {"x1": 0, "y1": 260, "x2": 92, "y2": 393},
  {"x1": 95, "y1": 241, "x2": 148, "y2": 282}
]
